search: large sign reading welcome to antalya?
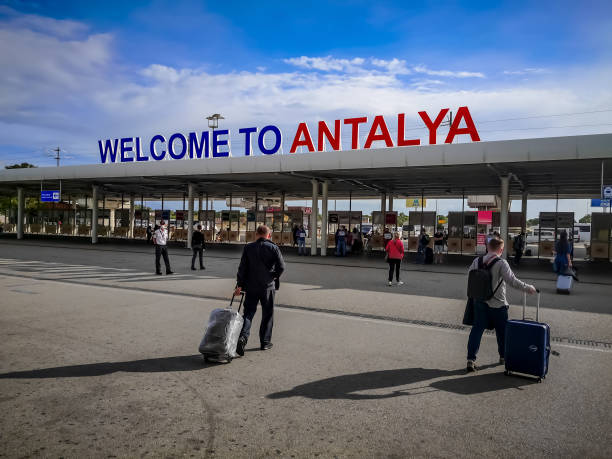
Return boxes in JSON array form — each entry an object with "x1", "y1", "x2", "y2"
[{"x1": 98, "y1": 106, "x2": 480, "y2": 164}]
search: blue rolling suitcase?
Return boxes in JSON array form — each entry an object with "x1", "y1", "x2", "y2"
[{"x1": 504, "y1": 291, "x2": 550, "y2": 382}]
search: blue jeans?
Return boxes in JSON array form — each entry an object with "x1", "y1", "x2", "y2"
[
  {"x1": 336, "y1": 239, "x2": 346, "y2": 256},
  {"x1": 298, "y1": 239, "x2": 305, "y2": 255},
  {"x1": 467, "y1": 300, "x2": 509, "y2": 361}
]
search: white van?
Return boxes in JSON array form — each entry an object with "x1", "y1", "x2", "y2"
[
  {"x1": 526, "y1": 228, "x2": 555, "y2": 244},
  {"x1": 573, "y1": 224, "x2": 591, "y2": 242}
]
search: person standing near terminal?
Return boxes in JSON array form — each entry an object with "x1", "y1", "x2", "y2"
[
  {"x1": 153, "y1": 220, "x2": 174, "y2": 275},
  {"x1": 552, "y1": 230, "x2": 573, "y2": 275},
  {"x1": 234, "y1": 225, "x2": 285, "y2": 355},
  {"x1": 146, "y1": 225, "x2": 153, "y2": 244},
  {"x1": 433, "y1": 228, "x2": 445, "y2": 264},
  {"x1": 297, "y1": 225, "x2": 306, "y2": 255},
  {"x1": 336, "y1": 225, "x2": 347, "y2": 256},
  {"x1": 466, "y1": 237, "x2": 536, "y2": 372},
  {"x1": 417, "y1": 228, "x2": 429, "y2": 264},
  {"x1": 191, "y1": 224, "x2": 205, "y2": 270},
  {"x1": 513, "y1": 232, "x2": 526, "y2": 266},
  {"x1": 385, "y1": 232, "x2": 404, "y2": 286}
]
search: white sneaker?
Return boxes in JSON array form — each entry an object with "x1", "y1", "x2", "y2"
[{"x1": 388, "y1": 281, "x2": 392, "y2": 286}]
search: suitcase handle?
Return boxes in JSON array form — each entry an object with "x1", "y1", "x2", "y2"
[
  {"x1": 230, "y1": 291, "x2": 245, "y2": 313},
  {"x1": 522, "y1": 289, "x2": 541, "y2": 321}
]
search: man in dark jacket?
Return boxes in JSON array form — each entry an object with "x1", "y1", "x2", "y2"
[
  {"x1": 234, "y1": 225, "x2": 285, "y2": 355},
  {"x1": 191, "y1": 224, "x2": 205, "y2": 270}
]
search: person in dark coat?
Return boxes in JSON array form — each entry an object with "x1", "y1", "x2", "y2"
[
  {"x1": 234, "y1": 225, "x2": 285, "y2": 355},
  {"x1": 191, "y1": 224, "x2": 205, "y2": 270}
]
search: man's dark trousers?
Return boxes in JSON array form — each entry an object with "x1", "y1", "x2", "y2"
[
  {"x1": 514, "y1": 250, "x2": 523, "y2": 266},
  {"x1": 240, "y1": 288, "x2": 274, "y2": 346},
  {"x1": 191, "y1": 247, "x2": 204, "y2": 268},
  {"x1": 155, "y1": 245, "x2": 171, "y2": 273},
  {"x1": 467, "y1": 300, "x2": 508, "y2": 361}
]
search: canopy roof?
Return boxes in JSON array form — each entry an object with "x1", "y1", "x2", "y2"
[{"x1": 1, "y1": 133, "x2": 611, "y2": 200}]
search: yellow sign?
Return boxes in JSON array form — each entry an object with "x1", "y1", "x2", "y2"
[
  {"x1": 437, "y1": 216, "x2": 447, "y2": 224},
  {"x1": 406, "y1": 198, "x2": 426, "y2": 208}
]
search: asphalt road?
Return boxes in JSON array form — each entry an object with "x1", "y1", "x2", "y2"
[
  {"x1": 1, "y1": 272, "x2": 611, "y2": 458},
  {"x1": 0, "y1": 240, "x2": 611, "y2": 342}
]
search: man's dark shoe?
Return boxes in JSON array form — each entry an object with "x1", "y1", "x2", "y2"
[
  {"x1": 261, "y1": 343, "x2": 273, "y2": 351},
  {"x1": 200, "y1": 266, "x2": 206, "y2": 270},
  {"x1": 191, "y1": 266, "x2": 196, "y2": 271},
  {"x1": 236, "y1": 337, "x2": 246, "y2": 356},
  {"x1": 166, "y1": 271, "x2": 174, "y2": 275},
  {"x1": 466, "y1": 360, "x2": 477, "y2": 372},
  {"x1": 155, "y1": 272, "x2": 162, "y2": 275}
]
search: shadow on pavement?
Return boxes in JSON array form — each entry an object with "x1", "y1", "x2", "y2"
[
  {"x1": 0, "y1": 354, "x2": 206, "y2": 379},
  {"x1": 430, "y1": 372, "x2": 537, "y2": 394},
  {"x1": 267, "y1": 364, "x2": 531, "y2": 400}
]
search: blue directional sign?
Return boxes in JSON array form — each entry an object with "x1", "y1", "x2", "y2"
[
  {"x1": 591, "y1": 198, "x2": 610, "y2": 207},
  {"x1": 41, "y1": 190, "x2": 60, "y2": 202}
]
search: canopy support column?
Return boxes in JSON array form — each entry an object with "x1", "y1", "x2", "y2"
[
  {"x1": 500, "y1": 175, "x2": 510, "y2": 258},
  {"x1": 187, "y1": 183, "x2": 194, "y2": 249},
  {"x1": 321, "y1": 181, "x2": 329, "y2": 256},
  {"x1": 129, "y1": 194, "x2": 135, "y2": 238},
  {"x1": 521, "y1": 191, "x2": 528, "y2": 235},
  {"x1": 381, "y1": 192, "x2": 386, "y2": 227},
  {"x1": 17, "y1": 187, "x2": 24, "y2": 239},
  {"x1": 311, "y1": 180, "x2": 319, "y2": 256},
  {"x1": 91, "y1": 186, "x2": 98, "y2": 244}
]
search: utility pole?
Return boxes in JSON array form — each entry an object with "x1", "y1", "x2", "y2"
[
  {"x1": 440, "y1": 111, "x2": 454, "y2": 143},
  {"x1": 53, "y1": 147, "x2": 61, "y2": 167}
]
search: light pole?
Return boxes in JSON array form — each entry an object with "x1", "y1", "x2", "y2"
[{"x1": 206, "y1": 113, "x2": 224, "y2": 131}]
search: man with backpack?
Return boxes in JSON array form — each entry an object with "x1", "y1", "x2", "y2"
[{"x1": 466, "y1": 237, "x2": 536, "y2": 372}]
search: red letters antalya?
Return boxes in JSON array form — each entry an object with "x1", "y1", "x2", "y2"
[{"x1": 289, "y1": 106, "x2": 480, "y2": 153}]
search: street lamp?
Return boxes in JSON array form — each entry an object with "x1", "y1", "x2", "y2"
[{"x1": 206, "y1": 113, "x2": 225, "y2": 130}]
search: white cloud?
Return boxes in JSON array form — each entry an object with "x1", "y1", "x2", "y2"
[
  {"x1": 503, "y1": 68, "x2": 549, "y2": 75},
  {"x1": 283, "y1": 56, "x2": 366, "y2": 72},
  {"x1": 1, "y1": 12, "x2": 611, "y2": 166},
  {"x1": 371, "y1": 58, "x2": 411, "y2": 74},
  {"x1": 413, "y1": 64, "x2": 485, "y2": 78}
]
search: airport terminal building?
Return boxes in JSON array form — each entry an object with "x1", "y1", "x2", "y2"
[{"x1": 1, "y1": 132, "x2": 611, "y2": 261}]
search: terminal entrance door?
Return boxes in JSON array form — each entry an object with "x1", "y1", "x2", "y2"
[
  {"x1": 408, "y1": 211, "x2": 436, "y2": 252},
  {"x1": 199, "y1": 210, "x2": 216, "y2": 241},
  {"x1": 538, "y1": 212, "x2": 574, "y2": 258},
  {"x1": 590, "y1": 213, "x2": 612, "y2": 260}
]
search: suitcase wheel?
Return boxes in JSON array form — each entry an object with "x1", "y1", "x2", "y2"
[
  {"x1": 537, "y1": 378, "x2": 542, "y2": 383},
  {"x1": 504, "y1": 370, "x2": 511, "y2": 376}
]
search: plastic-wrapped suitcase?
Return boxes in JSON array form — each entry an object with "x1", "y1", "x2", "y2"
[
  {"x1": 198, "y1": 293, "x2": 244, "y2": 363},
  {"x1": 504, "y1": 291, "x2": 550, "y2": 382},
  {"x1": 556, "y1": 275, "x2": 572, "y2": 294}
]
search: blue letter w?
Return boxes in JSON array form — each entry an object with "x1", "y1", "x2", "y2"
[{"x1": 98, "y1": 139, "x2": 119, "y2": 163}]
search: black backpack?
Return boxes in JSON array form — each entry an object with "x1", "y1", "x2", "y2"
[{"x1": 467, "y1": 256, "x2": 503, "y2": 301}]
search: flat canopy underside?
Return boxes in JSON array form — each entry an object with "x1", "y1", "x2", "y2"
[{"x1": 0, "y1": 158, "x2": 609, "y2": 201}]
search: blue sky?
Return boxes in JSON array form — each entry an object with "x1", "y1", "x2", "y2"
[{"x1": 0, "y1": 0, "x2": 611, "y2": 216}]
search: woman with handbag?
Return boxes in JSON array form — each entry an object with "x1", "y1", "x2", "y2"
[{"x1": 385, "y1": 232, "x2": 405, "y2": 286}]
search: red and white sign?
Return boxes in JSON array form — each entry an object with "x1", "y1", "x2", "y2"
[
  {"x1": 478, "y1": 211, "x2": 493, "y2": 225},
  {"x1": 290, "y1": 106, "x2": 480, "y2": 153}
]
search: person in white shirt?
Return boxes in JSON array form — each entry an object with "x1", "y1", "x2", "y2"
[
  {"x1": 466, "y1": 237, "x2": 536, "y2": 372},
  {"x1": 153, "y1": 220, "x2": 174, "y2": 275}
]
